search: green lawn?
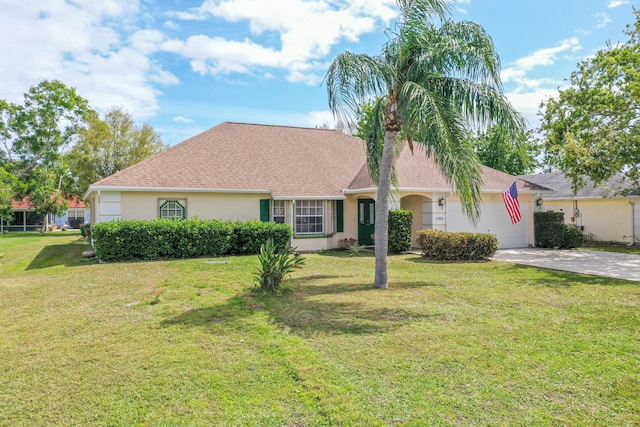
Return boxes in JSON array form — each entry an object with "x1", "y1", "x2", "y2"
[
  {"x1": 581, "y1": 244, "x2": 640, "y2": 255},
  {"x1": 1, "y1": 233, "x2": 639, "y2": 426}
]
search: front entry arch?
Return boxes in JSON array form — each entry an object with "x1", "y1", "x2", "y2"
[{"x1": 358, "y1": 198, "x2": 375, "y2": 245}]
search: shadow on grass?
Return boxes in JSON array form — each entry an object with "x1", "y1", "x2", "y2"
[
  {"x1": 25, "y1": 241, "x2": 93, "y2": 270},
  {"x1": 315, "y1": 249, "x2": 374, "y2": 258},
  {"x1": 161, "y1": 276, "x2": 444, "y2": 337}
]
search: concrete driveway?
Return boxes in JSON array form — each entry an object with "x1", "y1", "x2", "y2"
[{"x1": 492, "y1": 248, "x2": 640, "y2": 282}]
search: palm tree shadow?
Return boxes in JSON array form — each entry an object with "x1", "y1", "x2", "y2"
[{"x1": 160, "y1": 276, "x2": 444, "y2": 337}]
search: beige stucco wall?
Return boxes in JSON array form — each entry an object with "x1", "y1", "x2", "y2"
[
  {"x1": 543, "y1": 198, "x2": 633, "y2": 242},
  {"x1": 400, "y1": 194, "x2": 426, "y2": 246},
  {"x1": 120, "y1": 191, "x2": 267, "y2": 222}
]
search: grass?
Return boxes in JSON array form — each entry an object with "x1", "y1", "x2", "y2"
[
  {"x1": 1, "y1": 233, "x2": 639, "y2": 426},
  {"x1": 581, "y1": 244, "x2": 640, "y2": 255}
]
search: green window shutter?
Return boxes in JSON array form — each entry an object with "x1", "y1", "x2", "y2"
[
  {"x1": 336, "y1": 200, "x2": 344, "y2": 232},
  {"x1": 260, "y1": 199, "x2": 270, "y2": 222}
]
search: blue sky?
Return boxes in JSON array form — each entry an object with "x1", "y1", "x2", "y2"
[{"x1": 0, "y1": 0, "x2": 637, "y2": 146}]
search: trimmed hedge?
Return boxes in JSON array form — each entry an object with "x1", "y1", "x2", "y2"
[
  {"x1": 534, "y1": 212, "x2": 565, "y2": 248},
  {"x1": 230, "y1": 220, "x2": 291, "y2": 255},
  {"x1": 92, "y1": 219, "x2": 292, "y2": 262},
  {"x1": 416, "y1": 230, "x2": 498, "y2": 261},
  {"x1": 388, "y1": 209, "x2": 413, "y2": 254},
  {"x1": 534, "y1": 211, "x2": 583, "y2": 249}
]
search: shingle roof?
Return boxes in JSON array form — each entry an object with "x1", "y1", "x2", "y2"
[
  {"x1": 519, "y1": 172, "x2": 639, "y2": 199},
  {"x1": 12, "y1": 196, "x2": 87, "y2": 209},
  {"x1": 89, "y1": 122, "x2": 368, "y2": 198},
  {"x1": 349, "y1": 144, "x2": 548, "y2": 193},
  {"x1": 88, "y1": 122, "x2": 548, "y2": 198}
]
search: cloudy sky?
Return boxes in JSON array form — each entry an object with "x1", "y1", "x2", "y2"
[{"x1": 0, "y1": 0, "x2": 637, "y2": 145}]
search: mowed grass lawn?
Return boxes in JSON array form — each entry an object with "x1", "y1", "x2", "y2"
[{"x1": 1, "y1": 233, "x2": 639, "y2": 426}]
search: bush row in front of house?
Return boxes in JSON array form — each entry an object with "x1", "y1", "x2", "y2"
[
  {"x1": 416, "y1": 229, "x2": 498, "y2": 261},
  {"x1": 91, "y1": 219, "x2": 292, "y2": 262}
]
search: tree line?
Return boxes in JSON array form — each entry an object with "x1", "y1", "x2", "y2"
[{"x1": 0, "y1": 80, "x2": 165, "y2": 231}]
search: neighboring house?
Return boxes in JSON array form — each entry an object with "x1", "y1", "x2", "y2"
[
  {"x1": 0, "y1": 197, "x2": 89, "y2": 232},
  {"x1": 84, "y1": 122, "x2": 548, "y2": 250},
  {"x1": 520, "y1": 172, "x2": 640, "y2": 244}
]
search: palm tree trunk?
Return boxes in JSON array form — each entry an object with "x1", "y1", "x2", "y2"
[{"x1": 373, "y1": 129, "x2": 398, "y2": 289}]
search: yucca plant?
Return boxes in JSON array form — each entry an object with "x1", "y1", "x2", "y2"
[{"x1": 253, "y1": 239, "x2": 305, "y2": 294}]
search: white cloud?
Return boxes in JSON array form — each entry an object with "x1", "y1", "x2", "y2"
[
  {"x1": 162, "y1": 35, "x2": 282, "y2": 74},
  {"x1": 0, "y1": 0, "x2": 174, "y2": 118},
  {"x1": 505, "y1": 88, "x2": 561, "y2": 130},
  {"x1": 510, "y1": 37, "x2": 581, "y2": 72},
  {"x1": 303, "y1": 110, "x2": 336, "y2": 128},
  {"x1": 608, "y1": 0, "x2": 629, "y2": 7},
  {"x1": 594, "y1": 12, "x2": 612, "y2": 28},
  {"x1": 173, "y1": 115, "x2": 194, "y2": 123},
  {"x1": 165, "y1": 0, "x2": 396, "y2": 83}
]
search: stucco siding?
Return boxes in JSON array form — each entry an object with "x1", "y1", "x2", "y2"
[
  {"x1": 119, "y1": 192, "x2": 267, "y2": 222},
  {"x1": 544, "y1": 198, "x2": 631, "y2": 242}
]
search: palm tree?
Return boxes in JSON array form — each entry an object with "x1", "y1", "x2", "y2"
[{"x1": 325, "y1": 0, "x2": 523, "y2": 289}]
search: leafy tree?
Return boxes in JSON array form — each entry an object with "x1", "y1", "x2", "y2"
[
  {"x1": 0, "y1": 80, "x2": 95, "y2": 232},
  {"x1": 473, "y1": 125, "x2": 539, "y2": 175},
  {"x1": 68, "y1": 107, "x2": 165, "y2": 195},
  {"x1": 326, "y1": 0, "x2": 523, "y2": 289},
  {"x1": 540, "y1": 8, "x2": 640, "y2": 192}
]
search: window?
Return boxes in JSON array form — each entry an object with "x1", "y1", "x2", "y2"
[
  {"x1": 295, "y1": 200, "x2": 324, "y2": 234},
  {"x1": 159, "y1": 200, "x2": 186, "y2": 220},
  {"x1": 273, "y1": 200, "x2": 285, "y2": 224}
]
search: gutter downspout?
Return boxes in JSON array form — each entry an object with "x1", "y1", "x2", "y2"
[{"x1": 628, "y1": 198, "x2": 635, "y2": 246}]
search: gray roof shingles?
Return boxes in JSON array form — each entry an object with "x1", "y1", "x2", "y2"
[{"x1": 519, "y1": 171, "x2": 639, "y2": 199}]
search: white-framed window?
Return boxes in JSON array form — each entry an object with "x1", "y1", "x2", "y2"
[
  {"x1": 159, "y1": 199, "x2": 186, "y2": 220},
  {"x1": 295, "y1": 200, "x2": 324, "y2": 234},
  {"x1": 273, "y1": 200, "x2": 285, "y2": 224}
]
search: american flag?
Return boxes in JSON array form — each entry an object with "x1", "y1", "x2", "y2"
[{"x1": 502, "y1": 181, "x2": 521, "y2": 224}]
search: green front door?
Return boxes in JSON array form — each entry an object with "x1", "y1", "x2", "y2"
[{"x1": 358, "y1": 199, "x2": 375, "y2": 245}]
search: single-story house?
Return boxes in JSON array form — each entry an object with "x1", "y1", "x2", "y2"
[
  {"x1": 519, "y1": 172, "x2": 639, "y2": 244},
  {"x1": 0, "y1": 197, "x2": 89, "y2": 232},
  {"x1": 84, "y1": 122, "x2": 548, "y2": 250}
]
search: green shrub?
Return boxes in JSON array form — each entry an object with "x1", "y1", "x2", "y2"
[
  {"x1": 230, "y1": 220, "x2": 292, "y2": 255},
  {"x1": 388, "y1": 209, "x2": 413, "y2": 254},
  {"x1": 92, "y1": 219, "x2": 294, "y2": 262},
  {"x1": 534, "y1": 212, "x2": 583, "y2": 249},
  {"x1": 534, "y1": 212, "x2": 565, "y2": 248},
  {"x1": 92, "y1": 219, "x2": 232, "y2": 262},
  {"x1": 562, "y1": 224, "x2": 584, "y2": 249},
  {"x1": 253, "y1": 238, "x2": 305, "y2": 294},
  {"x1": 79, "y1": 223, "x2": 91, "y2": 240},
  {"x1": 416, "y1": 230, "x2": 498, "y2": 261}
]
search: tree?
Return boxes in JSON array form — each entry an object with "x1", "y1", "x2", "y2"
[
  {"x1": 68, "y1": 107, "x2": 165, "y2": 195},
  {"x1": 473, "y1": 125, "x2": 539, "y2": 175},
  {"x1": 325, "y1": 0, "x2": 523, "y2": 289},
  {"x1": 540, "y1": 8, "x2": 640, "y2": 192},
  {"x1": 0, "y1": 80, "x2": 95, "y2": 232}
]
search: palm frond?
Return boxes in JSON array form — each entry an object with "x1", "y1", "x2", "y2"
[
  {"x1": 324, "y1": 52, "x2": 387, "y2": 127},
  {"x1": 400, "y1": 80, "x2": 484, "y2": 222}
]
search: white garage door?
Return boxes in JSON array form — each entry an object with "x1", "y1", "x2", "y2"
[{"x1": 447, "y1": 199, "x2": 529, "y2": 248}]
